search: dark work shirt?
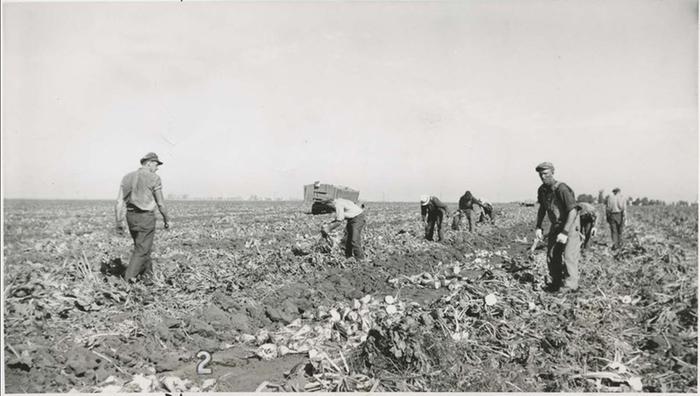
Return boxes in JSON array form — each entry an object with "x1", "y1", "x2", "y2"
[
  {"x1": 421, "y1": 196, "x2": 448, "y2": 220},
  {"x1": 537, "y1": 182, "x2": 576, "y2": 230},
  {"x1": 577, "y1": 202, "x2": 598, "y2": 224},
  {"x1": 459, "y1": 194, "x2": 482, "y2": 210}
]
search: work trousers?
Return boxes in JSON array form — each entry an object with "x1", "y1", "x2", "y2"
[
  {"x1": 464, "y1": 208, "x2": 475, "y2": 231},
  {"x1": 607, "y1": 212, "x2": 624, "y2": 249},
  {"x1": 581, "y1": 219, "x2": 594, "y2": 249},
  {"x1": 483, "y1": 207, "x2": 495, "y2": 223},
  {"x1": 425, "y1": 208, "x2": 447, "y2": 241},
  {"x1": 124, "y1": 210, "x2": 156, "y2": 281},
  {"x1": 546, "y1": 218, "x2": 582, "y2": 289},
  {"x1": 345, "y1": 213, "x2": 366, "y2": 259}
]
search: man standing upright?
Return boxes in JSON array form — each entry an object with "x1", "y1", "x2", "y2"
[
  {"x1": 534, "y1": 162, "x2": 581, "y2": 292},
  {"x1": 421, "y1": 195, "x2": 449, "y2": 242},
  {"x1": 605, "y1": 187, "x2": 627, "y2": 250},
  {"x1": 116, "y1": 152, "x2": 171, "y2": 282},
  {"x1": 321, "y1": 198, "x2": 366, "y2": 260}
]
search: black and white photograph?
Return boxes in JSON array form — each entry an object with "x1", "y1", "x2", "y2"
[{"x1": 2, "y1": 0, "x2": 698, "y2": 393}]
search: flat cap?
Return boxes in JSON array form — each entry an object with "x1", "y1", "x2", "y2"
[
  {"x1": 141, "y1": 152, "x2": 163, "y2": 165},
  {"x1": 535, "y1": 162, "x2": 554, "y2": 172}
]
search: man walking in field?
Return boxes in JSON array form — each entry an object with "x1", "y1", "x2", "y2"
[
  {"x1": 116, "y1": 152, "x2": 171, "y2": 283},
  {"x1": 605, "y1": 187, "x2": 627, "y2": 250},
  {"x1": 421, "y1": 195, "x2": 449, "y2": 242},
  {"x1": 534, "y1": 162, "x2": 582, "y2": 292},
  {"x1": 577, "y1": 201, "x2": 599, "y2": 250},
  {"x1": 321, "y1": 198, "x2": 366, "y2": 260}
]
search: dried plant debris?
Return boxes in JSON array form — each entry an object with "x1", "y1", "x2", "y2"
[{"x1": 3, "y1": 201, "x2": 697, "y2": 392}]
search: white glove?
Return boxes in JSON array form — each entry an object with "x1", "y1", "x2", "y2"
[
  {"x1": 556, "y1": 233, "x2": 568, "y2": 244},
  {"x1": 591, "y1": 227, "x2": 597, "y2": 237},
  {"x1": 535, "y1": 228, "x2": 543, "y2": 240}
]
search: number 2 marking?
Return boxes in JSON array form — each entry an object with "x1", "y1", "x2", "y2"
[{"x1": 196, "y1": 351, "x2": 212, "y2": 375}]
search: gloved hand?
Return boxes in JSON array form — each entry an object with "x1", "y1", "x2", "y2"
[
  {"x1": 535, "y1": 228, "x2": 543, "y2": 240},
  {"x1": 556, "y1": 232, "x2": 568, "y2": 244},
  {"x1": 591, "y1": 227, "x2": 597, "y2": 237}
]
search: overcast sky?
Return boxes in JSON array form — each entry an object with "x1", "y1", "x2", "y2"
[{"x1": 2, "y1": 0, "x2": 698, "y2": 202}]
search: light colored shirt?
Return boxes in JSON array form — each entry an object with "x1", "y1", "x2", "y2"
[
  {"x1": 119, "y1": 167, "x2": 162, "y2": 211},
  {"x1": 605, "y1": 193, "x2": 626, "y2": 214},
  {"x1": 334, "y1": 198, "x2": 363, "y2": 221}
]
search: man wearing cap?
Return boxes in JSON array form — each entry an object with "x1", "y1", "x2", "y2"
[
  {"x1": 115, "y1": 152, "x2": 171, "y2": 282},
  {"x1": 577, "y1": 201, "x2": 599, "y2": 250},
  {"x1": 534, "y1": 162, "x2": 582, "y2": 292},
  {"x1": 605, "y1": 187, "x2": 627, "y2": 250},
  {"x1": 421, "y1": 195, "x2": 449, "y2": 242},
  {"x1": 321, "y1": 198, "x2": 366, "y2": 260}
]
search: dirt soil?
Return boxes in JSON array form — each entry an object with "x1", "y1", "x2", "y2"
[{"x1": 3, "y1": 200, "x2": 697, "y2": 392}]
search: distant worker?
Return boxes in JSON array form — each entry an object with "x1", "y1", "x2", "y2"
[
  {"x1": 577, "y1": 201, "x2": 598, "y2": 249},
  {"x1": 420, "y1": 195, "x2": 449, "y2": 242},
  {"x1": 605, "y1": 187, "x2": 627, "y2": 250},
  {"x1": 321, "y1": 198, "x2": 366, "y2": 260},
  {"x1": 458, "y1": 191, "x2": 485, "y2": 231},
  {"x1": 534, "y1": 162, "x2": 581, "y2": 292},
  {"x1": 116, "y1": 152, "x2": 171, "y2": 283},
  {"x1": 478, "y1": 199, "x2": 496, "y2": 224}
]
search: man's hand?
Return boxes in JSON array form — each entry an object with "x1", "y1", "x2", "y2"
[
  {"x1": 556, "y1": 232, "x2": 568, "y2": 244},
  {"x1": 321, "y1": 226, "x2": 329, "y2": 238},
  {"x1": 164, "y1": 220, "x2": 171, "y2": 230},
  {"x1": 535, "y1": 228, "x2": 543, "y2": 240},
  {"x1": 116, "y1": 224, "x2": 126, "y2": 236},
  {"x1": 591, "y1": 227, "x2": 597, "y2": 237}
]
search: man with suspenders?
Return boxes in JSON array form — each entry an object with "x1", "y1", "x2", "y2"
[{"x1": 534, "y1": 162, "x2": 582, "y2": 292}]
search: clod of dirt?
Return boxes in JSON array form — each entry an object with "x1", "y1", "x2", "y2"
[
  {"x1": 189, "y1": 334, "x2": 219, "y2": 351},
  {"x1": 211, "y1": 291, "x2": 241, "y2": 311},
  {"x1": 7, "y1": 350, "x2": 33, "y2": 371},
  {"x1": 266, "y1": 306, "x2": 295, "y2": 324},
  {"x1": 188, "y1": 318, "x2": 217, "y2": 337},
  {"x1": 151, "y1": 351, "x2": 181, "y2": 373},
  {"x1": 281, "y1": 300, "x2": 300, "y2": 315},
  {"x1": 292, "y1": 243, "x2": 312, "y2": 256},
  {"x1": 201, "y1": 305, "x2": 234, "y2": 330},
  {"x1": 65, "y1": 347, "x2": 102, "y2": 377},
  {"x1": 228, "y1": 311, "x2": 253, "y2": 333},
  {"x1": 100, "y1": 258, "x2": 126, "y2": 277}
]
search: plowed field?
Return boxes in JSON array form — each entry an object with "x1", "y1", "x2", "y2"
[{"x1": 3, "y1": 200, "x2": 697, "y2": 392}]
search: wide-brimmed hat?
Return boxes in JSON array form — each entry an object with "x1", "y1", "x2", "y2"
[
  {"x1": 141, "y1": 152, "x2": 163, "y2": 165},
  {"x1": 420, "y1": 195, "x2": 430, "y2": 206}
]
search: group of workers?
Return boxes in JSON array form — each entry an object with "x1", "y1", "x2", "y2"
[
  {"x1": 419, "y1": 190, "x2": 495, "y2": 242},
  {"x1": 115, "y1": 153, "x2": 627, "y2": 293}
]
